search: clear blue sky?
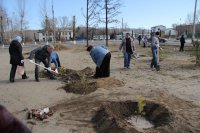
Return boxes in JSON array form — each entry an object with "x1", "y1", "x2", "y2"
[{"x1": 2, "y1": 0, "x2": 200, "y2": 30}]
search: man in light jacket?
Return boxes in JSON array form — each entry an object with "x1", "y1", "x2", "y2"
[
  {"x1": 119, "y1": 33, "x2": 135, "y2": 69},
  {"x1": 87, "y1": 45, "x2": 111, "y2": 78},
  {"x1": 150, "y1": 31, "x2": 160, "y2": 71}
]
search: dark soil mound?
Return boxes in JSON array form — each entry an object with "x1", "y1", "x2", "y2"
[
  {"x1": 92, "y1": 101, "x2": 173, "y2": 133},
  {"x1": 60, "y1": 67, "x2": 97, "y2": 94},
  {"x1": 59, "y1": 67, "x2": 124, "y2": 95},
  {"x1": 59, "y1": 67, "x2": 94, "y2": 82},
  {"x1": 63, "y1": 80, "x2": 97, "y2": 95}
]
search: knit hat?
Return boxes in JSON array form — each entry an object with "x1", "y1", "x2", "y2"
[{"x1": 14, "y1": 36, "x2": 22, "y2": 42}]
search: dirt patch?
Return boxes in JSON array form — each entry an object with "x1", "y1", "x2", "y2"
[
  {"x1": 53, "y1": 43, "x2": 68, "y2": 51},
  {"x1": 63, "y1": 80, "x2": 97, "y2": 95},
  {"x1": 59, "y1": 67, "x2": 94, "y2": 82},
  {"x1": 96, "y1": 77, "x2": 124, "y2": 88},
  {"x1": 58, "y1": 67, "x2": 124, "y2": 95},
  {"x1": 92, "y1": 101, "x2": 173, "y2": 133}
]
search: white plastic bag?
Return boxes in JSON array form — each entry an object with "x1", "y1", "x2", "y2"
[{"x1": 16, "y1": 66, "x2": 25, "y2": 75}]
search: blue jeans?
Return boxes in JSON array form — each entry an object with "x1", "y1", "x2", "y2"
[
  {"x1": 124, "y1": 52, "x2": 131, "y2": 68},
  {"x1": 151, "y1": 47, "x2": 158, "y2": 68}
]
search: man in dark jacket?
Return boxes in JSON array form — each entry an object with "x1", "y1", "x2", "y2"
[
  {"x1": 29, "y1": 44, "x2": 55, "y2": 82},
  {"x1": 180, "y1": 35, "x2": 185, "y2": 52},
  {"x1": 9, "y1": 36, "x2": 28, "y2": 83}
]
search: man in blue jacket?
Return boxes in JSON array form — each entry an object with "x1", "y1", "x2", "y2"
[
  {"x1": 50, "y1": 51, "x2": 61, "y2": 73},
  {"x1": 87, "y1": 45, "x2": 111, "y2": 78}
]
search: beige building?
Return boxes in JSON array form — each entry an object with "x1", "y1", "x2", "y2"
[{"x1": 176, "y1": 24, "x2": 200, "y2": 38}]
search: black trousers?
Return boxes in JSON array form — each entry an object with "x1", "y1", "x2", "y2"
[
  {"x1": 180, "y1": 43, "x2": 184, "y2": 51},
  {"x1": 95, "y1": 52, "x2": 111, "y2": 78},
  {"x1": 10, "y1": 64, "x2": 27, "y2": 82}
]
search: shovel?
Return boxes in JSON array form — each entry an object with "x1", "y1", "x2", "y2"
[{"x1": 29, "y1": 60, "x2": 59, "y2": 74}]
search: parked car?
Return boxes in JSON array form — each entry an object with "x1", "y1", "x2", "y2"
[
  {"x1": 159, "y1": 38, "x2": 167, "y2": 43},
  {"x1": 147, "y1": 37, "x2": 167, "y2": 43},
  {"x1": 176, "y1": 36, "x2": 180, "y2": 40}
]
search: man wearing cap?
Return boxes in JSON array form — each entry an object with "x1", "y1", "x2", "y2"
[
  {"x1": 9, "y1": 36, "x2": 29, "y2": 83},
  {"x1": 29, "y1": 44, "x2": 55, "y2": 81}
]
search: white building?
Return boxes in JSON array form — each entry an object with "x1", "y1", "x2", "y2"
[
  {"x1": 93, "y1": 35, "x2": 110, "y2": 40},
  {"x1": 165, "y1": 28, "x2": 177, "y2": 37},
  {"x1": 38, "y1": 30, "x2": 73, "y2": 42},
  {"x1": 151, "y1": 25, "x2": 166, "y2": 32}
]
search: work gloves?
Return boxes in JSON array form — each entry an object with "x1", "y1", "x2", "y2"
[
  {"x1": 19, "y1": 60, "x2": 24, "y2": 66},
  {"x1": 55, "y1": 69, "x2": 58, "y2": 74},
  {"x1": 47, "y1": 67, "x2": 52, "y2": 71}
]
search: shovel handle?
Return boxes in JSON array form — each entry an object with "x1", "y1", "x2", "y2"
[{"x1": 29, "y1": 60, "x2": 58, "y2": 74}]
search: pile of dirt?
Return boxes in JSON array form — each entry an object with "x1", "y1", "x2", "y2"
[
  {"x1": 59, "y1": 67, "x2": 96, "y2": 94},
  {"x1": 92, "y1": 101, "x2": 173, "y2": 133},
  {"x1": 39, "y1": 67, "x2": 124, "y2": 95},
  {"x1": 58, "y1": 67, "x2": 124, "y2": 95},
  {"x1": 59, "y1": 67, "x2": 94, "y2": 82},
  {"x1": 63, "y1": 80, "x2": 97, "y2": 95}
]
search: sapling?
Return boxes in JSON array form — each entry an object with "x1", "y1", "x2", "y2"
[
  {"x1": 80, "y1": 74, "x2": 87, "y2": 89},
  {"x1": 138, "y1": 95, "x2": 146, "y2": 115},
  {"x1": 136, "y1": 95, "x2": 146, "y2": 122},
  {"x1": 58, "y1": 66, "x2": 65, "y2": 73}
]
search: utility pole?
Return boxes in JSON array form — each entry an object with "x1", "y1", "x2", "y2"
[
  {"x1": 73, "y1": 16, "x2": 76, "y2": 44},
  {"x1": 192, "y1": 0, "x2": 197, "y2": 44}
]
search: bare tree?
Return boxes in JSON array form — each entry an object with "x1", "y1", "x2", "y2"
[
  {"x1": 40, "y1": 0, "x2": 50, "y2": 43},
  {"x1": 98, "y1": 0, "x2": 121, "y2": 46},
  {"x1": 185, "y1": 13, "x2": 193, "y2": 24},
  {"x1": 57, "y1": 16, "x2": 68, "y2": 41},
  {"x1": 185, "y1": 10, "x2": 200, "y2": 25},
  {"x1": 83, "y1": 0, "x2": 100, "y2": 46},
  {"x1": 17, "y1": 0, "x2": 26, "y2": 42},
  {"x1": 0, "y1": 1, "x2": 8, "y2": 45}
]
